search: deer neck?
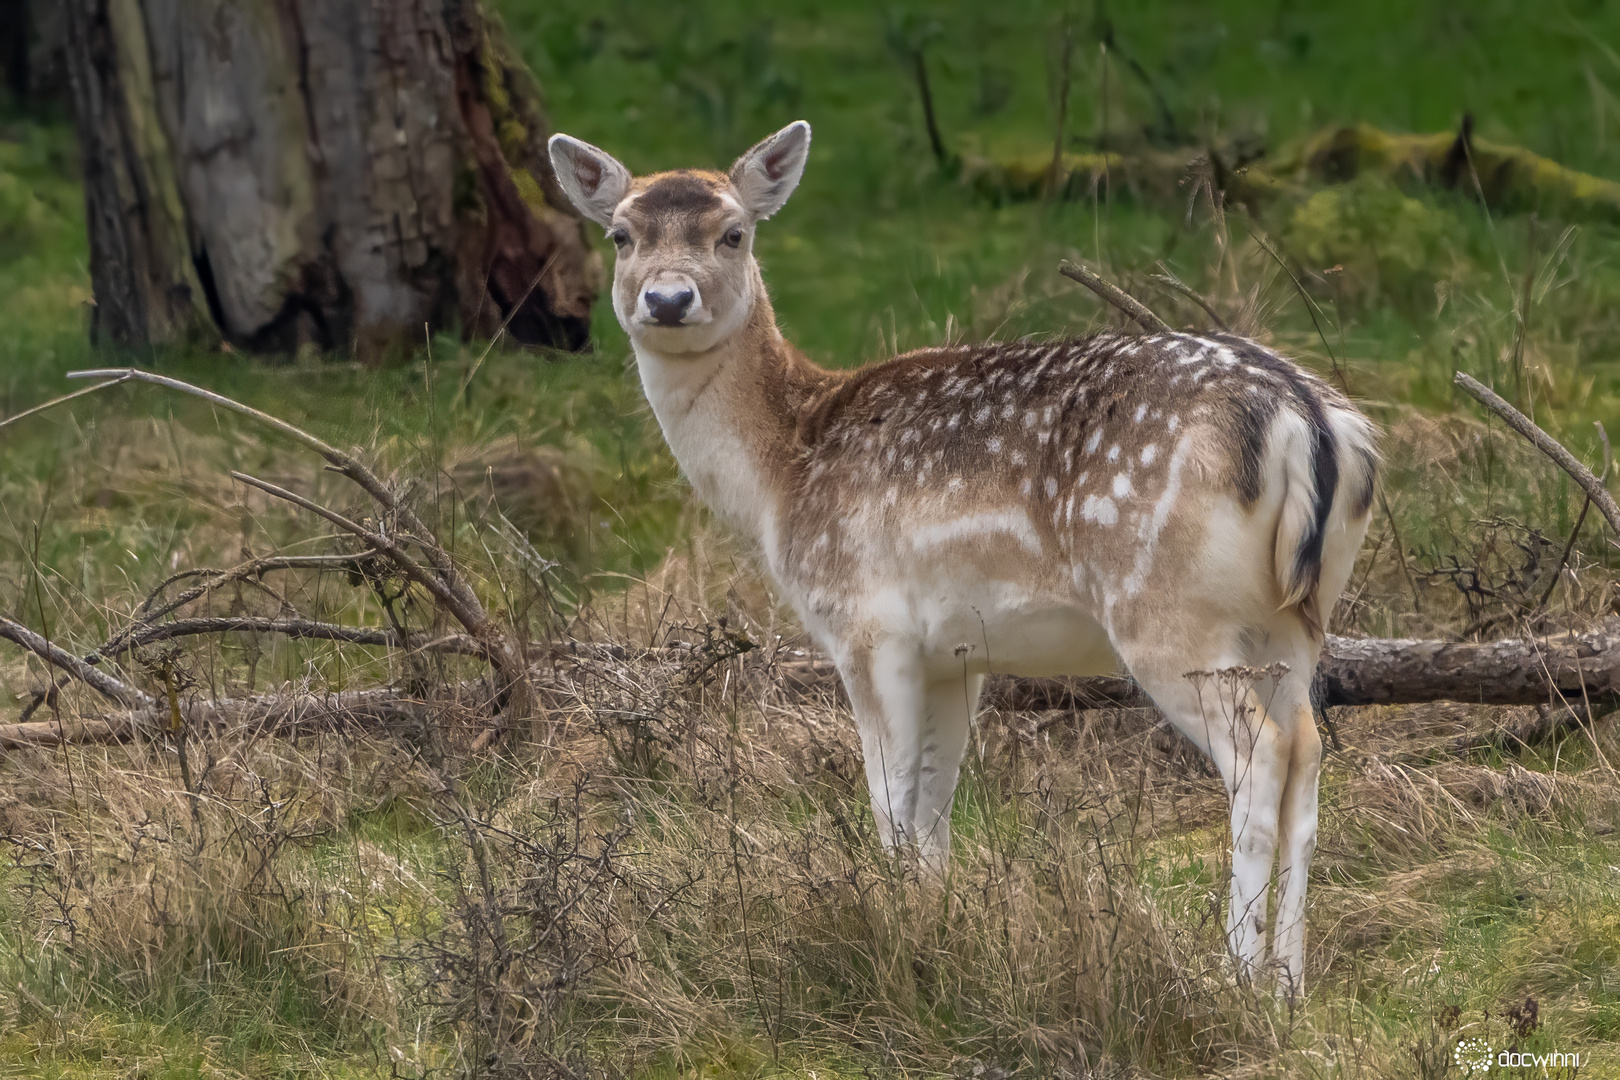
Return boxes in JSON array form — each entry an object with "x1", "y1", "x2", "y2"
[{"x1": 630, "y1": 270, "x2": 828, "y2": 565}]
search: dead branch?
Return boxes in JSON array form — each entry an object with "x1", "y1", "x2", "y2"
[
  {"x1": 0, "y1": 372, "x2": 137, "y2": 432},
  {"x1": 0, "y1": 685, "x2": 446, "y2": 751},
  {"x1": 1149, "y1": 264, "x2": 1228, "y2": 330},
  {"x1": 127, "y1": 552, "x2": 381, "y2": 627},
  {"x1": 1057, "y1": 261, "x2": 1172, "y2": 333},
  {"x1": 1454, "y1": 370, "x2": 1620, "y2": 541},
  {"x1": 107, "y1": 617, "x2": 483, "y2": 657},
  {"x1": 65, "y1": 368, "x2": 532, "y2": 733},
  {"x1": 0, "y1": 616, "x2": 154, "y2": 709}
]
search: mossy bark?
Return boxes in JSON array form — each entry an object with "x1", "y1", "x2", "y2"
[
  {"x1": 62, "y1": 0, "x2": 600, "y2": 358},
  {"x1": 966, "y1": 122, "x2": 1620, "y2": 225}
]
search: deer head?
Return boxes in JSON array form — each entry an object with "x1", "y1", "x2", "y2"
[{"x1": 548, "y1": 121, "x2": 811, "y2": 356}]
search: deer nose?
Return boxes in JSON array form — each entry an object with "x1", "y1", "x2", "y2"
[{"x1": 644, "y1": 287, "x2": 694, "y2": 326}]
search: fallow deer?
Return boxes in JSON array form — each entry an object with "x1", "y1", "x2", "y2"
[{"x1": 548, "y1": 121, "x2": 1378, "y2": 996}]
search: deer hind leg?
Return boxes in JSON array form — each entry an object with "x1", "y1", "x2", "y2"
[
  {"x1": 1119, "y1": 638, "x2": 1291, "y2": 983},
  {"x1": 1260, "y1": 667, "x2": 1322, "y2": 999},
  {"x1": 911, "y1": 674, "x2": 984, "y2": 873}
]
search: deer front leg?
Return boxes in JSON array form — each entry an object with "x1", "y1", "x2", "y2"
[
  {"x1": 840, "y1": 639, "x2": 928, "y2": 855},
  {"x1": 911, "y1": 674, "x2": 983, "y2": 872}
]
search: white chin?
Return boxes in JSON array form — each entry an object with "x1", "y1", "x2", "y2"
[{"x1": 632, "y1": 322, "x2": 721, "y2": 355}]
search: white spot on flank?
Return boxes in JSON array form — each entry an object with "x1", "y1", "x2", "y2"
[
  {"x1": 1081, "y1": 494, "x2": 1118, "y2": 526},
  {"x1": 1075, "y1": 470, "x2": 1089, "y2": 488},
  {"x1": 1085, "y1": 430, "x2": 1102, "y2": 454},
  {"x1": 948, "y1": 478, "x2": 965, "y2": 492},
  {"x1": 1001, "y1": 402, "x2": 1017, "y2": 420},
  {"x1": 1140, "y1": 444, "x2": 1158, "y2": 466},
  {"x1": 1133, "y1": 403, "x2": 1148, "y2": 423},
  {"x1": 1020, "y1": 476, "x2": 1034, "y2": 496},
  {"x1": 987, "y1": 437, "x2": 1002, "y2": 453},
  {"x1": 1023, "y1": 410, "x2": 1038, "y2": 428},
  {"x1": 1044, "y1": 477, "x2": 1058, "y2": 498},
  {"x1": 1167, "y1": 414, "x2": 1180, "y2": 432},
  {"x1": 1106, "y1": 445, "x2": 1121, "y2": 462},
  {"x1": 973, "y1": 405, "x2": 991, "y2": 424},
  {"x1": 1113, "y1": 473, "x2": 1132, "y2": 498},
  {"x1": 1010, "y1": 449, "x2": 1027, "y2": 466}
]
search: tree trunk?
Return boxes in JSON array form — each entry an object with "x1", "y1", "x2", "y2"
[{"x1": 60, "y1": 0, "x2": 600, "y2": 358}]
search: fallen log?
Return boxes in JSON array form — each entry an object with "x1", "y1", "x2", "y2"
[
  {"x1": 0, "y1": 686, "x2": 452, "y2": 751},
  {"x1": 778, "y1": 621, "x2": 1620, "y2": 715},
  {"x1": 4, "y1": 622, "x2": 1617, "y2": 753}
]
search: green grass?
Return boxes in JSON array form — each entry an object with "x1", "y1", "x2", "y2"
[{"x1": 4, "y1": 1, "x2": 1620, "y2": 1077}]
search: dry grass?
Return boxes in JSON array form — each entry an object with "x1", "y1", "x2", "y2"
[{"x1": 2, "y1": 493, "x2": 1617, "y2": 1077}]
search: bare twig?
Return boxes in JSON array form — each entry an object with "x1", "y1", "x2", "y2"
[
  {"x1": 108, "y1": 617, "x2": 484, "y2": 657},
  {"x1": 229, "y1": 471, "x2": 476, "y2": 622},
  {"x1": 66, "y1": 369, "x2": 488, "y2": 623},
  {"x1": 459, "y1": 252, "x2": 560, "y2": 401},
  {"x1": 125, "y1": 551, "x2": 381, "y2": 630},
  {"x1": 62, "y1": 368, "x2": 530, "y2": 742},
  {"x1": 1057, "y1": 260, "x2": 1171, "y2": 333},
  {"x1": 1454, "y1": 371, "x2": 1620, "y2": 540},
  {"x1": 0, "y1": 616, "x2": 153, "y2": 709},
  {"x1": 1150, "y1": 264, "x2": 1228, "y2": 330},
  {"x1": 0, "y1": 374, "x2": 136, "y2": 432},
  {"x1": 1248, "y1": 227, "x2": 1349, "y2": 392},
  {"x1": 1536, "y1": 441, "x2": 1610, "y2": 612}
]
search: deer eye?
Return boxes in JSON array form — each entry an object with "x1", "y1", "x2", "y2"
[
  {"x1": 721, "y1": 226, "x2": 744, "y2": 249},
  {"x1": 608, "y1": 227, "x2": 631, "y2": 249}
]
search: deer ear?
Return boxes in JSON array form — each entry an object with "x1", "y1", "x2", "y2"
[
  {"x1": 729, "y1": 121, "x2": 811, "y2": 222},
  {"x1": 548, "y1": 134, "x2": 633, "y2": 228}
]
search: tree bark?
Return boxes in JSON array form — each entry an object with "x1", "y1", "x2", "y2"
[{"x1": 60, "y1": 0, "x2": 600, "y2": 358}]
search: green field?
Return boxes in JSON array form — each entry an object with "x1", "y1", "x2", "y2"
[{"x1": 2, "y1": 1, "x2": 1619, "y2": 1076}]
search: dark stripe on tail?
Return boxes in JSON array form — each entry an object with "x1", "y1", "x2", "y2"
[{"x1": 1214, "y1": 335, "x2": 1340, "y2": 597}]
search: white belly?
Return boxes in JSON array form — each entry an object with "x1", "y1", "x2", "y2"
[{"x1": 809, "y1": 575, "x2": 1118, "y2": 680}]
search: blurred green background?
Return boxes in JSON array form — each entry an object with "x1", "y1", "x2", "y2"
[{"x1": 4, "y1": 0, "x2": 1620, "y2": 600}]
